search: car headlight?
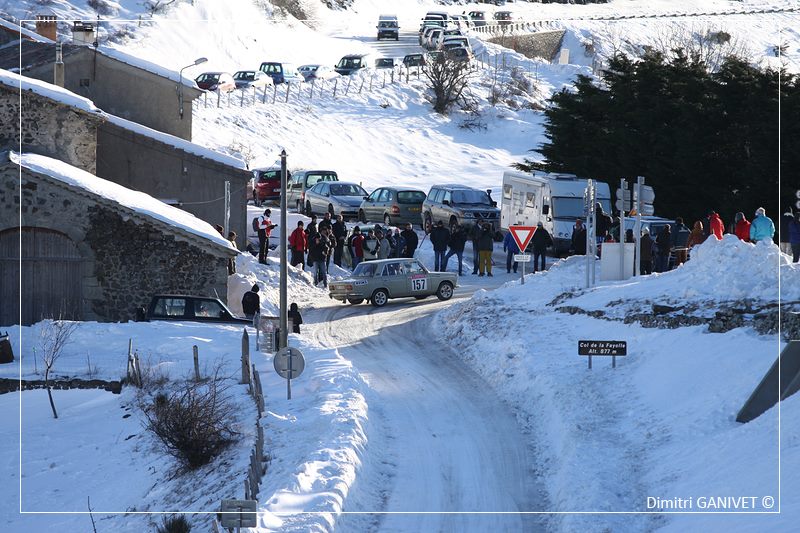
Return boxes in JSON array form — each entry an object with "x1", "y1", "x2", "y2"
[{"x1": 462, "y1": 212, "x2": 475, "y2": 218}]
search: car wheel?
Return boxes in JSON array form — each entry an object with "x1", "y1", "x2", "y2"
[
  {"x1": 306, "y1": 201, "x2": 313, "y2": 217},
  {"x1": 371, "y1": 289, "x2": 389, "y2": 307},
  {"x1": 384, "y1": 214, "x2": 392, "y2": 226},
  {"x1": 348, "y1": 298, "x2": 364, "y2": 305},
  {"x1": 359, "y1": 209, "x2": 367, "y2": 223},
  {"x1": 436, "y1": 281, "x2": 454, "y2": 301},
  {"x1": 449, "y1": 216, "x2": 459, "y2": 231},
  {"x1": 424, "y1": 213, "x2": 432, "y2": 229}
]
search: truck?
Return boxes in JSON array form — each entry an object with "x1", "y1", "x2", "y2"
[{"x1": 500, "y1": 170, "x2": 612, "y2": 254}]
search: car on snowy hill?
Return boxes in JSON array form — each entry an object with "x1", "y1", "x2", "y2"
[
  {"x1": 232, "y1": 70, "x2": 272, "y2": 89},
  {"x1": 359, "y1": 187, "x2": 427, "y2": 227},
  {"x1": 334, "y1": 54, "x2": 373, "y2": 76},
  {"x1": 446, "y1": 46, "x2": 474, "y2": 63},
  {"x1": 422, "y1": 184, "x2": 501, "y2": 232},
  {"x1": 494, "y1": 11, "x2": 513, "y2": 26},
  {"x1": 329, "y1": 258, "x2": 457, "y2": 307},
  {"x1": 286, "y1": 170, "x2": 339, "y2": 214},
  {"x1": 377, "y1": 15, "x2": 399, "y2": 40},
  {"x1": 402, "y1": 53, "x2": 426, "y2": 68},
  {"x1": 467, "y1": 11, "x2": 487, "y2": 27},
  {"x1": 251, "y1": 166, "x2": 288, "y2": 206},
  {"x1": 141, "y1": 295, "x2": 250, "y2": 324},
  {"x1": 375, "y1": 58, "x2": 396, "y2": 69},
  {"x1": 303, "y1": 181, "x2": 369, "y2": 219},
  {"x1": 298, "y1": 64, "x2": 337, "y2": 82},
  {"x1": 259, "y1": 61, "x2": 303, "y2": 84},
  {"x1": 195, "y1": 72, "x2": 236, "y2": 92}
]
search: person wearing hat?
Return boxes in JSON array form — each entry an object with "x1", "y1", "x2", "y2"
[
  {"x1": 241, "y1": 284, "x2": 260, "y2": 319},
  {"x1": 531, "y1": 221, "x2": 553, "y2": 273},
  {"x1": 571, "y1": 218, "x2": 587, "y2": 255},
  {"x1": 257, "y1": 209, "x2": 277, "y2": 264},
  {"x1": 640, "y1": 227, "x2": 654, "y2": 274},
  {"x1": 750, "y1": 207, "x2": 775, "y2": 244}
]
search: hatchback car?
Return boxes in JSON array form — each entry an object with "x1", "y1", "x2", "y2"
[
  {"x1": 329, "y1": 258, "x2": 457, "y2": 307},
  {"x1": 195, "y1": 72, "x2": 236, "y2": 92},
  {"x1": 259, "y1": 61, "x2": 303, "y2": 84},
  {"x1": 286, "y1": 170, "x2": 339, "y2": 213},
  {"x1": 446, "y1": 46, "x2": 474, "y2": 63},
  {"x1": 232, "y1": 70, "x2": 272, "y2": 89},
  {"x1": 422, "y1": 184, "x2": 501, "y2": 231},
  {"x1": 335, "y1": 54, "x2": 372, "y2": 76},
  {"x1": 251, "y1": 166, "x2": 288, "y2": 206},
  {"x1": 359, "y1": 187, "x2": 427, "y2": 227},
  {"x1": 304, "y1": 181, "x2": 368, "y2": 219},
  {"x1": 403, "y1": 53, "x2": 426, "y2": 68}
]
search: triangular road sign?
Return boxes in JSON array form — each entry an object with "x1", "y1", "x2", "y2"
[{"x1": 509, "y1": 225, "x2": 536, "y2": 251}]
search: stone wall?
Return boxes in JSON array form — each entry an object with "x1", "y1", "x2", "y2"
[
  {"x1": 0, "y1": 85, "x2": 101, "y2": 173},
  {"x1": 1, "y1": 165, "x2": 233, "y2": 323},
  {"x1": 487, "y1": 30, "x2": 566, "y2": 62}
]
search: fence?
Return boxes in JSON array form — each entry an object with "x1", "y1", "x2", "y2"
[{"x1": 241, "y1": 329, "x2": 268, "y2": 501}]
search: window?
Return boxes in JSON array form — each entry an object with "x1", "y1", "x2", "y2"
[
  {"x1": 451, "y1": 189, "x2": 491, "y2": 206},
  {"x1": 429, "y1": 189, "x2": 442, "y2": 203},
  {"x1": 153, "y1": 298, "x2": 186, "y2": 317},
  {"x1": 503, "y1": 184, "x2": 512, "y2": 200},
  {"x1": 404, "y1": 261, "x2": 426, "y2": 274},
  {"x1": 368, "y1": 189, "x2": 382, "y2": 202},
  {"x1": 382, "y1": 262, "x2": 404, "y2": 276},
  {"x1": 442, "y1": 191, "x2": 452, "y2": 204},
  {"x1": 526, "y1": 192, "x2": 536, "y2": 207},
  {"x1": 306, "y1": 173, "x2": 337, "y2": 187},
  {"x1": 330, "y1": 184, "x2": 365, "y2": 196},
  {"x1": 194, "y1": 300, "x2": 224, "y2": 318},
  {"x1": 310, "y1": 183, "x2": 325, "y2": 194},
  {"x1": 378, "y1": 189, "x2": 391, "y2": 202},
  {"x1": 352, "y1": 262, "x2": 377, "y2": 277},
  {"x1": 397, "y1": 191, "x2": 426, "y2": 204}
]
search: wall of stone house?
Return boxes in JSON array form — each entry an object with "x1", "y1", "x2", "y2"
[
  {"x1": 0, "y1": 86, "x2": 100, "y2": 173},
  {"x1": 0, "y1": 167, "x2": 231, "y2": 323},
  {"x1": 96, "y1": 122, "x2": 249, "y2": 248},
  {"x1": 25, "y1": 48, "x2": 201, "y2": 141}
]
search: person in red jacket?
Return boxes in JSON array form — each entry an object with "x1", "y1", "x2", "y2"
[
  {"x1": 733, "y1": 212, "x2": 751, "y2": 242},
  {"x1": 707, "y1": 211, "x2": 724, "y2": 240},
  {"x1": 288, "y1": 221, "x2": 308, "y2": 269},
  {"x1": 349, "y1": 226, "x2": 365, "y2": 268}
]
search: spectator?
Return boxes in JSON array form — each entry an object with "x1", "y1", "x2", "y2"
[
  {"x1": 241, "y1": 284, "x2": 260, "y2": 319},
  {"x1": 707, "y1": 211, "x2": 724, "y2": 240},
  {"x1": 672, "y1": 217, "x2": 690, "y2": 266},
  {"x1": 214, "y1": 224, "x2": 224, "y2": 236},
  {"x1": 318, "y1": 212, "x2": 333, "y2": 233},
  {"x1": 503, "y1": 229, "x2": 520, "y2": 274},
  {"x1": 227, "y1": 231, "x2": 238, "y2": 275},
  {"x1": 308, "y1": 231, "x2": 330, "y2": 287},
  {"x1": 430, "y1": 220, "x2": 450, "y2": 271},
  {"x1": 362, "y1": 229, "x2": 380, "y2": 261},
  {"x1": 625, "y1": 229, "x2": 634, "y2": 243},
  {"x1": 477, "y1": 223, "x2": 494, "y2": 276},
  {"x1": 391, "y1": 228, "x2": 406, "y2": 258},
  {"x1": 750, "y1": 207, "x2": 775, "y2": 243},
  {"x1": 789, "y1": 213, "x2": 800, "y2": 262},
  {"x1": 377, "y1": 230, "x2": 391, "y2": 260},
  {"x1": 571, "y1": 219, "x2": 587, "y2": 255},
  {"x1": 470, "y1": 220, "x2": 484, "y2": 274},
  {"x1": 655, "y1": 224, "x2": 672, "y2": 272},
  {"x1": 288, "y1": 220, "x2": 307, "y2": 268},
  {"x1": 444, "y1": 224, "x2": 467, "y2": 276},
  {"x1": 287, "y1": 302, "x2": 302, "y2": 334},
  {"x1": 257, "y1": 209, "x2": 277, "y2": 264},
  {"x1": 595, "y1": 203, "x2": 612, "y2": 245},
  {"x1": 780, "y1": 208, "x2": 794, "y2": 255},
  {"x1": 686, "y1": 220, "x2": 707, "y2": 250},
  {"x1": 531, "y1": 221, "x2": 553, "y2": 273},
  {"x1": 305, "y1": 214, "x2": 318, "y2": 239},
  {"x1": 401, "y1": 223, "x2": 419, "y2": 258},
  {"x1": 331, "y1": 214, "x2": 347, "y2": 267},
  {"x1": 640, "y1": 228, "x2": 653, "y2": 274},
  {"x1": 733, "y1": 212, "x2": 751, "y2": 242},
  {"x1": 349, "y1": 226, "x2": 365, "y2": 268}
]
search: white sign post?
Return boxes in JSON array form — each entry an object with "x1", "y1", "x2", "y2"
[
  {"x1": 274, "y1": 346, "x2": 305, "y2": 400},
  {"x1": 509, "y1": 226, "x2": 536, "y2": 285}
]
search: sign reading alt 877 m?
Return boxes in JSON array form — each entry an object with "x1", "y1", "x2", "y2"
[{"x1": 578, "y1": 340, "x2": 628, "y2": 356}]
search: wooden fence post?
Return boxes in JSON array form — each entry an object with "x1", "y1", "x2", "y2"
[
  {"x1": 241, "y1": 329, "x2": 250, "y2": 385},
  {"x1": 333, "y1": 78, "x2": 338, "y2": 97},
  {"x1": 272, "y1": 85, "x2": 277, "y2": 104},
  {"x1": 193, "y1": 345, "x2": 200, "y2": 381},
  {"x1": 285, "y1": 83, "x2": 291, "y2": 103}
]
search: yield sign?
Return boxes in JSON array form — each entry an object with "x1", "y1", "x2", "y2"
[{"x1": 509, "y1": 225, "x2": 536, "y2": 251}]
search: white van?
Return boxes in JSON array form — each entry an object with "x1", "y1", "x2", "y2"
[{"x1": 501, "y1": 170, "x2": 612, "y2": 253}]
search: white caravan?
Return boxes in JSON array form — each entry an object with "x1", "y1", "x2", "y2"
[{"x1": 500, "y1": 171, "x2": 612, "y2": 254}]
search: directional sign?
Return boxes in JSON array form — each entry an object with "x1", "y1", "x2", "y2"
[
  {"x1": 273, "y1": 346, "x2": 305, "y2": 379},
  {"x1": 578, "y1": 340, "x2": 627, "y2": 356},
  {"x1": 635, "y1": 185, "x2": 655, "y2": 204},
  {"x1": 509, "y1": 225, "x2": 536, "y2": 251},
  {"x1": 219, "y1": 499, "x2": 257, "y2": 528}
]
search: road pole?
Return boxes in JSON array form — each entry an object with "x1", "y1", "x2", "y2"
[
  {"x1": 223, "y1": 180, "x2": 230, "y2": 237},
  {"x1": 619, "y1": 178, "x2": 626, "y2": 279},
  {"x1": 279, "y1": 150, "x2": 288, "y2": 351},
  {"x1": 635, "y1": 176, "x2": 644, "y2": 276}
]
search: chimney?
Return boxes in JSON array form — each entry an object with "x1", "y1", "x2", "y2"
[
  {"x1": 35, "y1": 15, "x2": 57, "y2": 42},
  {"x1": 53, "y1": 42, "x2": 64, "y2": 88},
  {"x1": 71, "y1": 21, "x2": 96, "y2": 45}
]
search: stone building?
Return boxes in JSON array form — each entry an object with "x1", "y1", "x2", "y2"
[
  {"x1": 0, "y1": 151, "x2": 236, "y2": 326},
  {"x1": 0, "y1": 40, "x2": 203, "y2": 141}
]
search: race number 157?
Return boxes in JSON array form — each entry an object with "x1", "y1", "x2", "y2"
[{"x1": 412, "y1": 278, "x2": 427, "y2": 291}]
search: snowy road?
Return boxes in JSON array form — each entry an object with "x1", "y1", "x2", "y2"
[{"x1": 309, "y1": 276, "x2": 549, "y2": 532}]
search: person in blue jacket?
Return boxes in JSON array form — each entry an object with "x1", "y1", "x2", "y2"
[
  {"x1": 750, "y1": 207, "x2": 775, "y2": 243},
  {"x1": 503, "y1": 230, "x2": 520, "y2": 273}
]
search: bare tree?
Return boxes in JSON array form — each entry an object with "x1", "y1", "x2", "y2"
[
  {"x1": 38, "y1": 318, "x2": 79, "y2": 419},
  {"x1": 423, "y1": 55, "x2": 475, "y2": 115}
]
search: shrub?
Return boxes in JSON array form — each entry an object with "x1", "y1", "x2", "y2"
[{"x1": 156, "y1": 515, "x2": 191, "y2": 533}]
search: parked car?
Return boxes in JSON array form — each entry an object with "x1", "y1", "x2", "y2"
[
  {"x1": 422, "y1": 184, "x2": 500, "y2": 231},
  {"x1": 403, "y1": 53, "x2": 426, "y2": 68},
  {"x1": 418, "y1": 21, "x2": 442, "y2": 41},
  {"x1": 259, "y1": 61, "x2": 303, "y2": 84},
  {"x1": 286, "y1": 170, "x2": 339, "y2": 213},
  {"x1": 251, "y1": 166, "x2": 287, "y2": 206},
  {"x1": 494, "y1": 10, "x2": 513, "y2": 25},
  {"x1": 304, "y1": 181, "x2": 368, "y2": 218},
  {"x1": 425, "y1": 28, "x2": 445, "y2": 50},
  {"x1": 377, "y1": 14, "x2": 399, "y2": 40},
  {"x1": 375, "y1": 57, "x2": 396, "y2": 69},
  {"x1": 467, "y1": 11, "x2": 487, "y2": 27},
  {"x1": 329, "y1": 258, "x2": 457, "y2": 307},
  {"x1": 298, "y1": 64, "x2": 336, "y2": 81},
  {"x1": 195, "y1": 72, "x2": 236, "y2": 92},
  {"x1": 143, "y1": 295, "x2": 249, "y2": 324},
  {"x1": 421, "y1": 26, "x2": 442, "y2": 49},
  {"x1": 440, "y1": 36, "x2": 471, "y2": 52},
  {"x1": 359, "y1": 187, "x2": 427, "y2": 227},
  {"x1": 232, "y1": 70, "x2": 272, "y2": 89},
  {"x1": 335, "y1": 54, "x2": 372, "y2": 76},
  {"x1": 426, "y1": 50, "x2": 444, "y2": 64},
  {"x1": 445, "y1": 46, "x2": 473, "y2": 63}
]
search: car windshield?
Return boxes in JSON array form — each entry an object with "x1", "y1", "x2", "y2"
[
  {"x1": 552, "y1": 197, "x2": 612, "y2": 219},
  {"x1": 379, "y1": 21, "x2": 397, "y2": 28},
  {"x1": 398, "y1": 191, "x2": 426, "y2": 204},
  {"x1": 337, "y1": 57, "x2": 362, "y2": 69},
  {"x1": 452, "y1": 189, "x2": 492, "y2": 205},
  {"x1": 352, "y1": 262, "x2": 377, "y2": 277},
  {"x1": 329, "y1": 184, "x2": 366, "y2": 196},
  {"x1": 234, "y1": 71, "x2": 255, "y2": 81},
  {"x1": 257, "y1": 169, "x2": 280, "y2": 182},
  {"x1": 307, "y1": 173, "x2": 337, "y2": 187}
]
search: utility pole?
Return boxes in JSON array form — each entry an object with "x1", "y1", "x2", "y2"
[
  {"x1": 279, "y1": 151, "x2": 288, "y2": 351},
  {"x1": 634, "y1": 176, "x2": 644, "y2": 276},
  {"x1": 619, "y1": 178, "x2": 626, "y2": 278}
]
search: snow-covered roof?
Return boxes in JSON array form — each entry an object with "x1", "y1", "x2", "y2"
[
  {"x1": 0, "y1": 17, "x2": 53, "y2": 43},
  {"x1": 105, "y1": 113, "x2": 247, "y2": 170},
  {"x1": 0, "y1": 68, "x2": 105, "y2": 116},
  {"x1": 98, "y1": 45, "x2": 200, "y2": 90},
  {"x1": 9, "y1": 151, "x2": 235, "y2": 251}
]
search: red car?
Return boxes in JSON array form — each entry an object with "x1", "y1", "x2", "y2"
[{"x1": 251, "y1": 167, "x2": 289, "y2": 206}]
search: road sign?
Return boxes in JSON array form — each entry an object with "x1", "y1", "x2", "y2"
[
  {"x1": 635, "y1": 185, "x2": 655, "y2": 204},
  {"x1": 509, "y1": 225, "x2": 536, "y2": 251},
  {"x1": 513, "y1": 254, "x2": 531, "y2": 262},
  {"x1": 219, "y1": 499, "x2": 257, "y2": 528},
  {"x1": 578, "y1": 340, "x2": 627, "y2": 356},
  {"x1": 274, "y1": 347, "x2": 305, "y2": 379}
]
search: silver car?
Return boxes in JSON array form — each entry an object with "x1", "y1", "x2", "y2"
[
  {"x1": 329, "y1": 258, "x2": 457, "y2": 307},
  {"x1": 359, "y1": 187, "x2": 426, "y2": 227},
  {"x1": 304, "y1": 181, "x2": 368, "y2": 219}
]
